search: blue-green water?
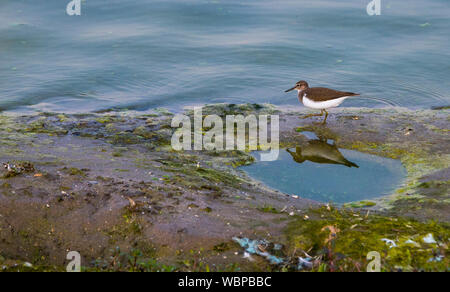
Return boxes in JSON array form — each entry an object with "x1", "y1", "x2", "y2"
[
  {"x1": 242, "y1": 141, "x2": 407, "y2": 203},
  {"x1": 0, "y1": 0, "x2": 449, "y2": 113}
]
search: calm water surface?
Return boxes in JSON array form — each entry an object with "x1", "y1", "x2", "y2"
[
  {"x1": 0, "y1": 0, "x2": 449, "y2": 113},
  {"x1": 242, "y1": 139, "x2": 407, "y2": 203}
]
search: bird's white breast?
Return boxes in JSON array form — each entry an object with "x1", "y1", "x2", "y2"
[{"x1": 302, "y1": 94, "x2": 349, "y2": 109}]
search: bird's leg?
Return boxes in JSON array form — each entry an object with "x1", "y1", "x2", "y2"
[
  {"x1": 321, "y1": 109, "x2": 329, "y2": 124},
  {"x1": 302, "y1": 109, "x2": 324, "y2": 119}
]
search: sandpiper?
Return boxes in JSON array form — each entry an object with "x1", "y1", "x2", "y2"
[
  {"x1": 286, "y1": 140, "x2": 359, "y2": 168},
  {"x1": 285, "y1": 80, "x2": 360, "y2": 123}
]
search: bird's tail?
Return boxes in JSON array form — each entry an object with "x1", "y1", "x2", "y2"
[{"x1": 344, "y1": 159, "x2": 359, "y2": 168}]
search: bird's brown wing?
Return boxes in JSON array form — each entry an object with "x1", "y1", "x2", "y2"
[{"x1": 306, "y1": 87, "x2": 359, "y2": 102}]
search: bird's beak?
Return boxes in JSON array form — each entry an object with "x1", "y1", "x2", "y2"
[{"x1": 285, "y1": 86, "x2": 296, "y2": 93}]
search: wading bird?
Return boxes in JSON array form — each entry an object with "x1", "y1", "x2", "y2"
[
  {"x1": 286, "y1": 140, "x2": 359, "y2": 168},
  {"x1": 285, "y1": 81, "x2": 360, "y2": 123}
]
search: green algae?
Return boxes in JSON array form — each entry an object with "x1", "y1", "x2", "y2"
[
  {"x1": 202, "y1": 207, "x2": 213, "y2": 213},
  {"x1": 95, "y1": 116, "x2": 120, "y2": 124},
  {"x1": 284, "y1": 206, "x2": 449, "y2": 272},
  {"x1": 344, "y1": 201, "x2": 377, "y2": 209},
  {"x1": 133, "y1": 125, "x2": 156, "y2": 139},
  {"x1": 195, "y1": 167, "x2": 242, "y2": 185},
  {"x1": 0, "y1": 106, "x2": 448, "y2": 272},
  {"x1": 24, "y1": 117, "x2": 68, "y2": 135},
  {"x1": 258, "y1": 205, "x2": 281, "y2": 214},
  {"x1": 61, "y1": 167, "x2": 87, "y2": 177},
  {"x1": 0, "y1": 247, "x2": 175, "y2": 272},
  {"x1": 213, "y1": 242, "x2": 233, "y2": 252},
  {"x1": 57, "y1": 114, "x2": 68, "y2": 122},
  {"x1": 193, "y1": 103, "x2": 279, "y2": 117},
  {"x1": 108, "y1": 132, "x2": 144, "y2": 145}
]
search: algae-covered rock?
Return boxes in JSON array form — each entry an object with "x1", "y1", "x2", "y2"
[
  {"x1": 0, "y1": 105, "x2": 448, "y2": 271},
  {"x1": 284, "y1": 206, "x2": 449, "y2": 272}
]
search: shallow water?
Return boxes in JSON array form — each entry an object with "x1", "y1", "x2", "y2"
[
  {"x1": 242, "y1": 136, "x2": 407, "y2": 203},
  {"x1": 1, "y1": 0, "x2": 449, "y2": 113}
]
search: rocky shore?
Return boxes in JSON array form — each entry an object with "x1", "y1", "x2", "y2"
[{"x1": 0, "y1": 104, "x2": 448, "y2": 271}]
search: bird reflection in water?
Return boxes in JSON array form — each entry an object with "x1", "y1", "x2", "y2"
[{"x1": 286, "y1": 138, "x2": 359, "y2": 168}]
